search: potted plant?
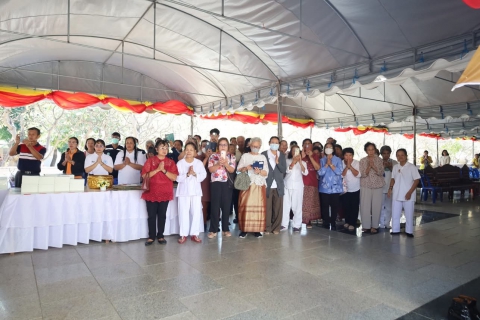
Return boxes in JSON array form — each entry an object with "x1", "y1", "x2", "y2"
[{"x1": 98, "y1": 181, "x2": 110, "y2": 191}]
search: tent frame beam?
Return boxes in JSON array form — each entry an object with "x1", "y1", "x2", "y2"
[{"x1": 336, "y1": 93, "x2": 413, "y2": 109}]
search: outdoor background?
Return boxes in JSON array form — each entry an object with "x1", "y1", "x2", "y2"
[{"x1": 0, "y1": 102, "x2": 478, "y2": 178}]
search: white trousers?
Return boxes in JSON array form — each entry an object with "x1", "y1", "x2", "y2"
[
  {"x1": 178, "y1": 196, "x2": 203, "y2": 237},
  {"x1": 392, "y1": 200, "x2": 414, "y2": 234},
  {"x1": 282, "y1": 187, "x2": 303, "y2": 229},
  {"x1": 380, "y1": 193, "x2": 393, "y2": 227}
]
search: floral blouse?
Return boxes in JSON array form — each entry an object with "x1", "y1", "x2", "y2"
[
  {"x1": 359, "y1": 156, "x2": 385, "y2": 189},
  {"x1": 208, "y1": 153, "x2": 236, "y2": 183}
]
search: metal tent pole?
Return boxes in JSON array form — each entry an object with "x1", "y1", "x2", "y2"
[
  {"x1": 413, "y1": 107, "x2": 417, "y2": 166},
  {"x1": 190, "y1": 115, "x2": 194, "y2": 136},
  {"x1": 276, "y1": 81, "x2": 283, "y2": 139},
  {"x1": 437, "y1": 138, "x2": 439, "y2": 166}
]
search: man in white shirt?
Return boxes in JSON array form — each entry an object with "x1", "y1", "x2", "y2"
[{"x1": 379, "y1": 145, "x2": 398, "y2": 229}]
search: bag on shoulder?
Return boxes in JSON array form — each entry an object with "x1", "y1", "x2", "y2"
[{"x1": 234, "y1": 171, "x2": 251, "y2": 191}]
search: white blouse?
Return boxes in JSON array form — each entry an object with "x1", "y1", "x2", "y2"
[
  {"x1": 392, "y1": 162, "x2": 421, "y2": 202},
  {"x1": 237, "y1": 152, "x2": 269, "y2": 186},
  {"x1": 114, "y1": 150, "x2": 146, "y2": 184},
  {"x1": 284, "y1": 158, "x2": 308, "y2": 189},
  {"x1": 342, "y1": 159, "x2": 361, "y2": 193},
  {"x1": 176, "y1": 158, "x2": 207, "y2": 197},
  {"x1": 439, "y1": 156, "x2": 450, "y2": 166},
  {"x1": 84, "y1": 153, "x2": 113, "y2": 175}
]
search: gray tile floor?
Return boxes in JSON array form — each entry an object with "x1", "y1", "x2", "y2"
[{"x1": 1, "y1": 194, "x2": 480, "y2": 320}]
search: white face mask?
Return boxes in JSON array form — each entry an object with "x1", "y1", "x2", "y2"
[
  {"x1": 325, "y1": 148, "x2": 333, "y2": 155},
  {"x1": 251, "y1": 148, "x2": 260, "y2": 153}
]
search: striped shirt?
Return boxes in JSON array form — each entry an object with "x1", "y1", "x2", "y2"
[{"x1": 16, "y1": 143, "x2": 46, "y2": 172}]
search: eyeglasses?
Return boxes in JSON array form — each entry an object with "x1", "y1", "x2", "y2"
[{"x1": 219, "y1": 144, "x2": 228, "y2": 147}]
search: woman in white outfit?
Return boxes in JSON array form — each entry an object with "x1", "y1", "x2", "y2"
[
  {"x1": 114, "y1": 137, "x2": 147, "y2": 184},
  {"x1": 379, "y1": 145, "x2": 397, "y2": 229},
  {"x1": 176, "y1": 142, "x2": 207, "y2": 244},
  {"x1": 282, "y1": 145, "x2": 308, "y2": 232},
  {"x1": 387, "y1": 148, "x2": 421, "y2": 237},
  {"x1": 439, "y1": 150, "x2": 450, "y2": 167}
]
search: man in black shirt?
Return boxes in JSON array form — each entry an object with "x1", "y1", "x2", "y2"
[{"x1": 105, "y1": 132, "x2": 124, "y2": 185}]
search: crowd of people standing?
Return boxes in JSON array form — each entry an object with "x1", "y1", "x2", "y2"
[{"x1": 10, "y1": 127, "x2": 422, "y2": 246}]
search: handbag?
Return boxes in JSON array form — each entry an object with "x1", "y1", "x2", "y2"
[
  {"x1": 234, "y1": 171, "x2": 251, "y2": 190},
  {"x1": 141, "y1": 173, "x2": 150, "y2": 191}
]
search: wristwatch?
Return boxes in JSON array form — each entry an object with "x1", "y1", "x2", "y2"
[{"x1": 162, "y1": 169, "x2": 167, "y2": 174}]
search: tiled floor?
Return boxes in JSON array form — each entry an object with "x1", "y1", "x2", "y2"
[{"x1": 1, "y1": 193, "x2": 480, "y2": 320}]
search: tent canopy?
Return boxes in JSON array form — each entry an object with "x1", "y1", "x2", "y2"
[{"x1": 1, "y1": 0, "x2": 480, "y2": 134}]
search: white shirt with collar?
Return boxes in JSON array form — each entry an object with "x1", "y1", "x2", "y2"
[
  {"x1": 114, "y1": 150, "x2": 147, "y2": 184},
  {"x1": 392, "y1": 162, "x2": 421, "y2": 202},
  {"x1": 343, "y1": 159, "x2": 361, "y2": 192},
  {"x1": 84, "y1": 153, "x2": 113, "y2": 175},
  {"x1": 284, "y1": 158, "x2": 308, "y2": 189},
  {"x1": 267, "y1": 149, "x2": 278, "y2": 189}
]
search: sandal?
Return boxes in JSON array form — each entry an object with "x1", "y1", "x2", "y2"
[
  {"x1": 207, "y1": 232, "x2": 217, "y2": 239},
  {"x1": 222, "y1": 231, "x2": 231, "y2": 237},
  {"x1": 348, "y1": 225, "x2": 355, "y2": 231},
  {"x1": 370, "y1": 228, "x2": 378, "y2": 234},
  {"x1": 306, "y1": 223, "x2": 313, "y2": 229},
  {"x1": 178, "y1": 236, "x2": 187, "y2": 244},
  {"x1": 343, "y1": 223, "x2": 349, "y2": 229}
]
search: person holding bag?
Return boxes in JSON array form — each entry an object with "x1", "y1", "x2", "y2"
[
  {"x1": 236, "y1": 137, "x2": 269, "y2": 238},
  {"x1": 141, "y1": 139, "x2": 178, "y2": 246},
  {"x1": 176, "y1": 142, "x2": 207, "y2": 244}
]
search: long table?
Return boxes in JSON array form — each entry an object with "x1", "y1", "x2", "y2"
[{"x1": 0, "y1": 188, "x2": 203, "y2": 254}]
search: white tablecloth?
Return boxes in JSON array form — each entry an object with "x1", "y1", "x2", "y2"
[{"x1": 0, "y1": 189, "x2": 203, "y2": 254}]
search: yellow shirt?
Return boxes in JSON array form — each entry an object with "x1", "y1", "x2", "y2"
[
  {"x1": 473, "y1": 158, "x2": 479, "y2": 168},
  {"x1": 419, "y1": 156, "x2": 432, "y2": 170}
]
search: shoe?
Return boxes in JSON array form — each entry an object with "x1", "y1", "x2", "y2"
[
  {"x1": 348, "y1": 225, "x2": 355, "y2": 231},
  {"x1": 330, "y1": 224, "x2": 337, "y2": 231},
  {"x1": 191, "y1": 235, "x2": 202, "y2": 243},
  {"x1": 306, "y1": 223, "x2": 313, "y2": 229},
  {"x1": 254, "y1": 232, "x2": 263, "y2": 238},
  {"x1": 239, "y1": 232, "x2": 247, "y2": 238},
  {"x1": 405, "y1": 233, "x2": 414, "y2": 238},
  {"x1": 280, "y1": 226, "x2": 287, "y2": 232},
  {"x1": 223, "y1": 231, "x2": 232, "y2": 237},
  {"x1": 157, "y1": 238, "x2": 167, "y2": 245},
  {"x1": 293, "y1": 227, "x2": 301, "y2": 232},
  {"x1": 273, "y1": 231, "x2": 280, "y2": 235},
  {"x1": 233, "y1": 218, "x2": 238, "y2": 223},
  {"x1": 264, "y1": 231, "x2": 270, "y2": 235},
  {"x1": 390, "y1": 232, "x2": 400, "y2": 235},
  {"x1": 207, "y1": 232, "x2": 217, "y2": 239},
  {"x1": 385, "y1": 225, "x2": 392, "y2": 229},
  {"x1": 178, "y1": 236, "x2": 187, "y2": 244},
  {"x1": 379, "y1": 225, "x2": 385, "y2": 229},
  {"x1": 343, "y1": 223, "x2": 350, "y2": 229},
  {"x1": 145, "y1": 239, "x2": 154, "y2": 246}
]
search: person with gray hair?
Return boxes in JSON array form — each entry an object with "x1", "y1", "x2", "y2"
[
  {"x1": 379, "y1": 145, "x2": 397, "y2": 229},
  {"x1": 237, "y1": 137, "x2": 269, "y2": 238}
]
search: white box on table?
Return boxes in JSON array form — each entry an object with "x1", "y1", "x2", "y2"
[
  {"x1": 38, "y1": 176, "x2": 55, "y2": 193},
  {"x1": 21, "y1": 184, "x2": 39, "y2": 194},
  {"x1": 0, "y1": 177, "x2": 8, "y2": 190},
  {"x1": 54, "y1": 177, "x2": 71, "y2": 193},
  {"x1": 69, "y1": 179, "x2": 85, "y2": 192}
]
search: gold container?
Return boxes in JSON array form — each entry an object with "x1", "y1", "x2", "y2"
[{"x1": 87, "y1": 175, "x2": 114, "y2": 189}]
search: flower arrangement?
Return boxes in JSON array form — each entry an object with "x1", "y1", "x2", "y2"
[{"x1": 98, "y1": 181, "x2": 110, "y2": 188}]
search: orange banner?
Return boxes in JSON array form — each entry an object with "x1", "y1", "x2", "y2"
[
  {"x1": 334, "y1": 126, "x2": 388, "y2": 135},
  {"x1": 200, "y1": 112, "x2": 314, "y2": 128}
]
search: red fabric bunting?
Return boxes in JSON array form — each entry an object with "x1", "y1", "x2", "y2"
[
  {"x1": 334, "y1": 126, "x2": 388, "y2": 135},
  {"x1": 0, "y1": 91, "x2": 45, "y2": 107}
]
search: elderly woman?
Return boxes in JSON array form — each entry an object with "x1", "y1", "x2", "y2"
[
  {"x1": 388, "y1": 148, "x2": 420, "y2": 237},
  {"x1": 141, "y1": 139, "x2": 178, "y2": 245},
  {"x1": 208, "y1": 137, "x2": 236, "y2": 239},
  {"x1": 379, "y1": 145, "x2": 397, "y2": 229},
  {"x1": 145, "y1": 140, "x2": 154, "y2": 158},
  {"x1": 301, "y1": 139, "x2": 321, "y2": 228},
  {"x1": 237, "y1": 137, "x2": 269, "y2": 238},
  {"x1": 318, "y1": 142, "x2": 343, "y2": 230},
  {"x1": 341, "y1": 147, "x2": 361, "y2": 231},
  {"x1": 57, "y1": 137, "x2": 86, "y2": 178},
  {"x1": 359, "y1": 142, "x2": 385, "y2": 234}
]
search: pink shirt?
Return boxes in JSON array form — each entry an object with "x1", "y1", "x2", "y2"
[{"x1": 208, "y1": 153, "x2": 236, "y2": 183}]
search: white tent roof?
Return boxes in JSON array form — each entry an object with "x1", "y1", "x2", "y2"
[{"x1": 1, "y1": 0, "x2": 480, "y2": 133}]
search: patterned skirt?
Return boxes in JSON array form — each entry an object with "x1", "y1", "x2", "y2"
[
  {"x1": 302, "y1": 185, "x2": 321, "y2": 224},
  {"x1": 238, "y1": 184, "x2": 266, "y2": 232}
]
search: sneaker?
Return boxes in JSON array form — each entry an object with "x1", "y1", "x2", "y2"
[
  {"x1": 178, "y1": 236, "x2": 187, "y2": 244},
  {"x1": 254, "y1": 232, "x2": 263, "y2": 238},
  {"x1": 191, "y1": 235, "x2": 202, "y2": 243},
  {"x1": 293, "y1": 227, "x2": 301, "y2": 232},
  {"x1": 239, "y1": 232, "x2": 247, "y2": 238},
  {"x1": 280, "y1": 226, "x2": 287, "y2": 232}
]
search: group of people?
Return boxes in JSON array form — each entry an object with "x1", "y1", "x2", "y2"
[{"x1": 10, "y1": 127, "x2": 422, "y2": 247}]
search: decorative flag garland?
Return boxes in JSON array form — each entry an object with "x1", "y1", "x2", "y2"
[
  {"x1": 0, "y1": 87, "x2": 193, "y2": 115},
  {"x1": 200, "y1": 111, "x2": 314, "y2": 128},
  {"x1": 334, "y1": 126, "x2": 388, "y2": 135}
]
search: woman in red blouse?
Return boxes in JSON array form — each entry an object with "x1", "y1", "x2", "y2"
[{"x1": 141, "y1": 139, "x2": 179, "y2": 245}]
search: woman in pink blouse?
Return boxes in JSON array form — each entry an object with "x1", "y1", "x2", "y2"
[
  {"x1": 359, "y1": 142, "x2": 385, "y2": 234},
  {"x1": 207, "y1": 137, "x2": 236, "y2": 239}
]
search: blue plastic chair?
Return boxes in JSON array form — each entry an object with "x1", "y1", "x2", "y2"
[{"x1": 420, "y1": 175, "x2": 443, "y2": 203}]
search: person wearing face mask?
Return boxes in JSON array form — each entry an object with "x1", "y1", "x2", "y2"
[
  {"x1": 196, "y1": 140, "x2": 212, "y2": 227},
  {"x1": 105, "y1": 132, "x2": 124, "y2": 185},
  {"x1": 261, "y1": 136, "x2": 287, "y2": 234},
  {"x1": 237, "y1": 137, "x2": 269, "y2": 238},
  {"x1": 301, "y1": 138, "x2": 321, "y2": 228},
  {"x1": 318, "y1": 142, "x2": 343, "y2": 230},
  {"x1": 359, "y1": 142, "x2": 385, "y2": 234},
  {"x1": 207, "y1": 137, "x2": 236, "y2": 239}
]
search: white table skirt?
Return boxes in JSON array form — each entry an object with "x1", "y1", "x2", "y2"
[{"x1": 0, "y1": 189, "x2": 204, "y2": 254}]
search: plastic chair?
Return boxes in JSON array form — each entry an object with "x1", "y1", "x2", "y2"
[{"x1": 420, "y1": 175, "x2": 443, "y2": 203}]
